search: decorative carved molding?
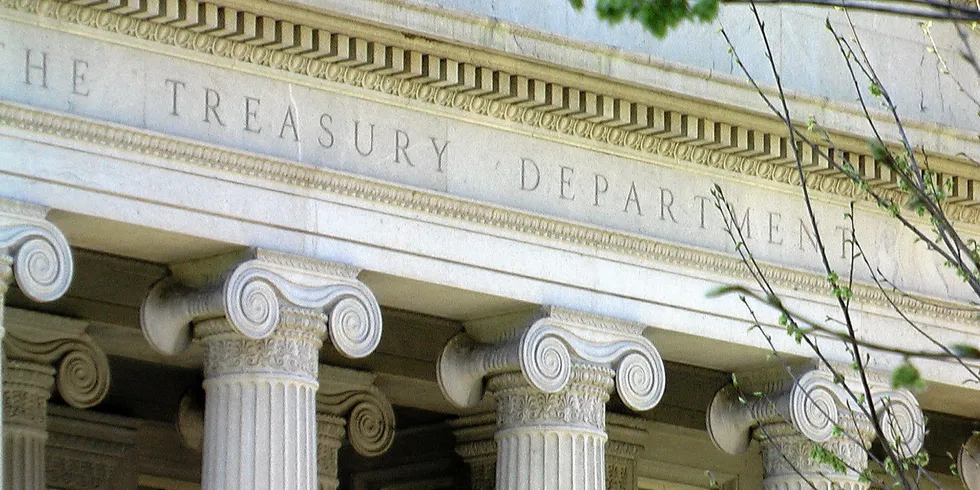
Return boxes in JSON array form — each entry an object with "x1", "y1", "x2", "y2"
[
  {"x1": 490, "y1": 363, "x2": 614, "y2": 490},
  {"x1": 316, "y1": 365, "x2": 396, "y2": 458},
  {"x1": 197, "y1": 309, "x2": 325, "y2": 380},
  {"x1": 706, "y1": 367, "x2": 925, "y2": 457},
  {"x1": 0, "y1": 198, "x2": 73, "y2": 303},
  {"x1": 755, "y1": 421, "x2": 872, "y2": 490},
  {"x1": 0, "y1": 100, "x2": 973, "y2": 329},
  {"x1": 140, "y1": 248, "x2": 382, "y2": 359},
  {"x1": 438, "y1": 306, "x2": 665, "y2": 413},
  {"x1": 5, "y1": 0, "x2": 980, "y2": 221},
  {"x1": 4, "y1": 361, "x2": 55, "y2": 429},
  {"x1": 962, "y1": 433, "x2": 980, "y2": 490}
]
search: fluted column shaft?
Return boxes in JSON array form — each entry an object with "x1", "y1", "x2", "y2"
[
  {"x1": 197, "y1": 308, "x2": 325, "y2": 490},
  {"x1": 490, "y1": 364, "x2": 614, "y2": 490},
  {"x1": 3, "y1": 361, "x2": 53, "y2": 490}
]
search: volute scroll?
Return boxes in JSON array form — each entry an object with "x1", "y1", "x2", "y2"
[
  {"x1": 437, "y1": 307, "x2": 666, "y2": 413},
  {"x1": 140, "y1": 249, "x2": 383, "y2": 359},
  {"x1": 0, "y1": 199, "x2": 74, "y2": 303}
]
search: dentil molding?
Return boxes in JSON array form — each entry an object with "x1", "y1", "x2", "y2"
[
  {"x1": 140, "y1": 248, "x2": 382, "y2": 359},
  {"x1": 437, "y1": 306, "x2": 665, "y2": 413}
]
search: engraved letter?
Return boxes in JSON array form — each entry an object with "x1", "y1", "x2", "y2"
[
  {"x1": 694, "y1": 195, "x2": 710, "y2": 229},
  {"x1": 624, "y1": 182, "x2": 643, "y2": 215},
  {"x1": 734, "y1": 207, "x2": 751, "y2": 239},
  {"x1": 659, "y1": 188, "x2": 678, "y2": 222},
  {"x1": 279, "y1": 106, "x2": 299, "y2": 141},
  {"x1": 354, "y1": 121, "x2": 375, "y2": 156},
  {"x1": 593, "y1": 173, "x2": 608, "y2": 206},
  {"x1": 520, "y1": 158, "x2": 540, "y2": 191},
  {"x1": 835, "y1": 225, "x2": 850, "y2": 259},
  {"x1": 394, "y1": 129, "x2": 413, "y2": 166},
  {"x1": 318, "y1": 113, "x2": 335, "y2": 149},
  {"x1": 431, "y1": 138, "x2": 449, "y2": 173},
  {"x1": 23, "y1": 49, "x2": 47, "y2": 88},
  {"x1": 559, "y1": 166, "x2": 575, "y2": 200},
  {"x1": 799, "y1": 219, "x2": 818, "y2": 253},
  {"x1": 71, "y1": 59, "x2": 89, "y2": 97},
  {"x1": 165, "y1": 79, "x2": 186, "y2": 117},
  {"x1": 768, "y1": 212, "x2": 784, "y2": 245},
  {"x1": 203, "y1": 88, "x2": 225, "y2": 126},
  {"x1": 244, "y1": 96, "x2": 262, "y2": 134}
]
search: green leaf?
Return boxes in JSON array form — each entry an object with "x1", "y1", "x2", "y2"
[
  {"x1": 705, "y1": 285, "x2": 746, "y2": 297},
  {"x1": 891, "y1": 361, "x2": 926, "y2": 391},
  {"x1": 951, "y1": 344, "x2": 980, "y2": 359},
  {"x1": 868, "y1": 140, "x2": 890, "y2": 164}
]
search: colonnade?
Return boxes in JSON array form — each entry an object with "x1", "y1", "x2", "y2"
[{"x1": 0, "y1": 196, "x2": 968, "y2": 490}]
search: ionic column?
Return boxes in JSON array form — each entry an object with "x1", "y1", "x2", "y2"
[
  {"x1": 141, "y1": 249, "x2": 383, "y2": 490},
  {"x1": 707, "y1": 364, "x2": 925, "y2": 490},
  {"x1": 2, "y1": 310, "x2": 111, "y2": 490},
  {"x1": 315, "y1": 365, "x2": 395, "y2": 490},
  {"x1": 438, "y1": 307, "x2": 666, "y2": 490},
  {"x1": 0, "y1": 199, "x2": 74, "y2": 487}
]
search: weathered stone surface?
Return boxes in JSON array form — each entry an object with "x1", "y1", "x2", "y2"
[{"x1": 0, "y1": 18, "x2": 972, "y2": 306}]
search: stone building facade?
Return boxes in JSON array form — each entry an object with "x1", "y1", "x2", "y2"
[{"x1": 0, "y1": 0, "x2": 978, "y2": 488}]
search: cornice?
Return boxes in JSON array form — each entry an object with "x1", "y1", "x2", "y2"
[
  {"x1": 1, "y1": 100, "x2": 975, "y2": 328},
  {"x1": 5, "y1": 0, "x2": 980, "y2": 220}
]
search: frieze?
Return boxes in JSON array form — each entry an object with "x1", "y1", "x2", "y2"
[
  {"x1": 1, "y1": 100, "x2": 974, "y2": 327},
  {"x1": 0, "y1": 0, "x2": 978, "y2": 323},
  {"x1": 2, "y1": 0, "x2": 977, "y2": 222}
]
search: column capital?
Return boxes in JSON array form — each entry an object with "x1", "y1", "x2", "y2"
[
  {"x1": 4, "y1": 309, "x2": 110, "y2": 409},
  {"x1": 437, "y1": 306, "x2": 665, "y2": 412},
  {"x1": 140, "y1": 248, "x2": 382, "y2": 358},
  {"x1": 0, "y1": 198, "x2": 73, "y2": 302},
  {"x1": 707, "y1": 363, "x2": 925, "y2": 458},
  {"x1": 316, "y1": 365, "x2": 396, "y2": 457}
]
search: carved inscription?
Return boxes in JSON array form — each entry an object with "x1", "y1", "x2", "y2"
[
  {"x1": 160, "y1": 78, "x2": 451, "y2": 175},
  {"x1": 0, "y1": 20, "x2": 960, "y2": 299},
  {"x1": 1, "y1": 44, "x2": 91, "y2": 97},
  {"x1": 516, "y1": 156, "x2": 845, "y2": 258}
]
